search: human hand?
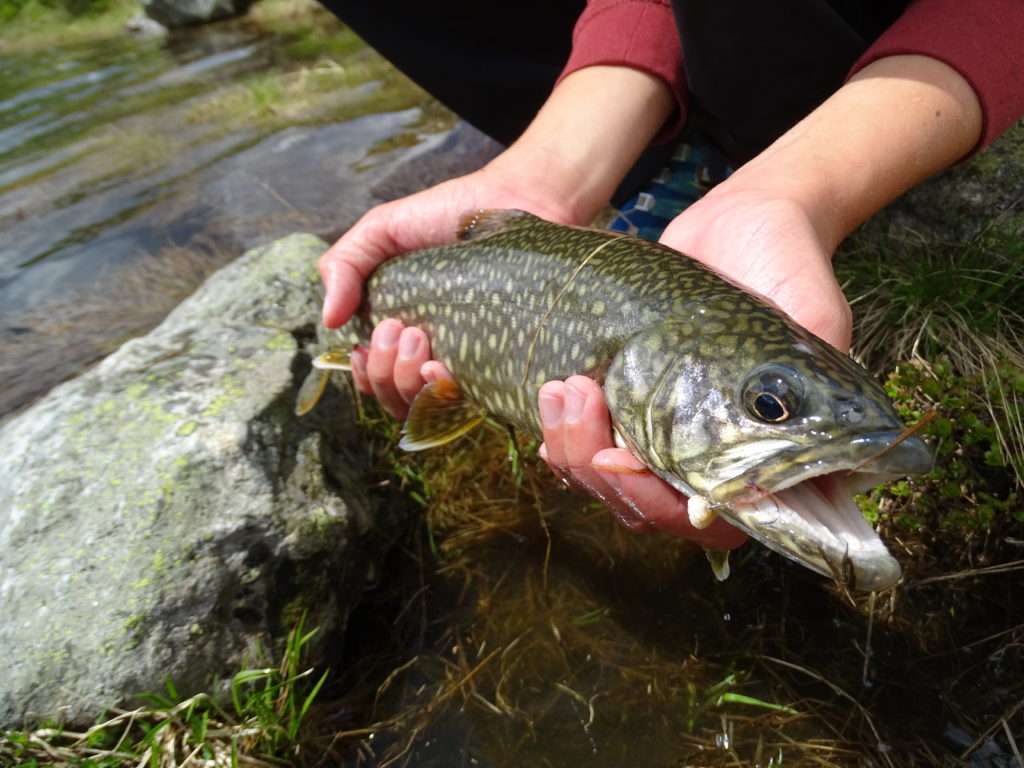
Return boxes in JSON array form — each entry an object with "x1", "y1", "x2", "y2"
[
  {"x1": 318, "y1": 163, "x2": 581, "y2": 330},
  {"x1": 542, "y1": 180, "x2": 851, "y2": 549},
  {"x1": 350, "y1": 319, "x2": 746, "y2": 549},
  {"x1": 658, "y1": 184, "x2": 852, "y2": 351}
]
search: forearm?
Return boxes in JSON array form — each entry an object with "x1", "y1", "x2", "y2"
[
  {"x1": 485, "y1": 65, "x2": 674, "y2": 224},
  {"x1": 726, "y1": 54, "x2": 983, "y2": 251}
]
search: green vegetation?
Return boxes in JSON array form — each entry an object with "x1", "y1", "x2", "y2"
[
  {"x1": 859, "y1": 361, "x2": 1022, "y2": 541},
  {"x1": 0, "y1": 0, "x2": 139, "y2": 53},
  {"x1": 839, "y1": 221, "x2": 1024, "y2": 489},
  {"x1": 0, "y1": 615, "x2": 327, "y2": 767}
]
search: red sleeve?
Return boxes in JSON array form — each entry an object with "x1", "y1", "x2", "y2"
[
  {"x1": 849, "y1": 0, "x2": 1024, "y2": 151},
  {"x1": 557, "y1": 0, "x2": 687, "y2": 141}
]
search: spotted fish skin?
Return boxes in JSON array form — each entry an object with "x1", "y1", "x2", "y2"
[
  {"x1": 330, "y1": 209, "x2": 931, "y2": 590},
  {"x1": 353, "y1": 210, "x2": 893, "y2": 465}
]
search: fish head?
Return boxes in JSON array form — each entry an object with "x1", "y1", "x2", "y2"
[{"x1": 604, "y1": 306, "x2": 933, "y2": 591}]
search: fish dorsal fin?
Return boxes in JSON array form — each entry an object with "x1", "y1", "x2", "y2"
[
  {"x1": 456, "y1": 209, "x2": 538, "y2": 241},
  {"x1": 295, "y1": 367, "x2": 330, "y2": 416},
  {"x1": 399, "y1": 378, "x2": 486, "y2": 451}
]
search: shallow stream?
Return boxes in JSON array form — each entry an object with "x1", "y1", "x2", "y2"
[{"x1": 0, "y1": 5, "x2": 496, "y2": 415}]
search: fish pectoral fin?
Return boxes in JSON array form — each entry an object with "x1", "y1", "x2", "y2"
[
  {"x1": 456, "y1": 209, "x2": 538, "y2": 241},
  {"x1": 399, "y1": 378, "x2": 486, "y2": 451},
  {"x1": 295, "y1": 367, "x2": 330, "y2": 416},
  {"x1": 313, "y1": 349, "x2": 352, "y2": 371},
  {"x1": 703, "y1": 548, "x2": 732, "y2": 582}
]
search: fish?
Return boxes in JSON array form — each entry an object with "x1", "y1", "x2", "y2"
[{"x1": 299, "y1": 209, "x2": 933, "y2": 591}]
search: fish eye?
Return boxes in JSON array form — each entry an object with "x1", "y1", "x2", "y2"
[{"x1": 742, "y1": 366, "x2": 803, "y2": 424}]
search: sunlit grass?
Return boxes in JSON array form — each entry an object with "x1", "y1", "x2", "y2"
[
  {"x1": 839, "y1": 222, "x2": 1024, "y2": 486},
  {"x1": 0, "y1": 615, "x2": 328, "y2": 766},
  {"x1": 0, "y1": 0, "x2": 139, "y2": 54}
]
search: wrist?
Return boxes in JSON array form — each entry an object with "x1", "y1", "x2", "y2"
[
  {"x1": 487, "y1": 65, "x2": 674, "y2": 224},
  {"x1": 719, "y1": 54, "x2": 982, "y2": 254}
]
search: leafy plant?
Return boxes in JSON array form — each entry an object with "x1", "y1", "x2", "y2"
[{"x1": 858, "y1": 360, "x2": 1021, "y2": 544}]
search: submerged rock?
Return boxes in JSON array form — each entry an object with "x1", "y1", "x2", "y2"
[
  {"x1": 0, "y1": 234, "x2": 394, "y2": 728},
  {"x1": 141, "y1": 0, "x2": 253, "y2": 27}
]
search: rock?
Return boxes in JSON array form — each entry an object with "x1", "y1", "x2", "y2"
[
  {"x1": 0, "y1": 234, "x2": 396, "y2": 728},
  {"x1": 141, "y1": 0, "x2": 253, "y2": 28},
  {"x1": 370, "y1": 120, "x2": 504, "y2": 203},
  {"x1": 125, "y1": 11, "x2": 169, "y2": 37}
]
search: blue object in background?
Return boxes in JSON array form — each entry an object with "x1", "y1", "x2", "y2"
[{"x1": 608, "y1": 130, "x2": 734, "y2": 241}]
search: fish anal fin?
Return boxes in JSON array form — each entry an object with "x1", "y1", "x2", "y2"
[
  {"x1": 456, "y1": 209, "x2": 538, "y2": 241},
  {"x1": 399, "y1": 378, "x2": 486, "y2": 451},
  {"x1": 295, "y1": 368, "x2": 330, "y2": 416}
]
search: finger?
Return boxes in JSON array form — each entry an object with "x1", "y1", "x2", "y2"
[
  {"x1": 350, "y1": 346, "x2": 371, "y2": 394},
  {"x1": 394, "y1": 327, "x2": 431, "y2": 403},
  {"x1": 559, "y1": 376, "x2": 622, "y2": 503},
  {"x1": 592, "y1": 448, "x2": 748, "y2": 549},
  {"x1": 538, "y1": 381, "x2": 567, "y2": 468},
  {"x1": 538, "y1": 379, "x2": 648, "y2": 529},
  {"x1": 319, "y1": 207, "x2": 402, "y2": 328},
  {"x1": 366, "y1": 319, "x2": 407, "y2": 418},
  {"x1": 420, "y1": 361, "x2": 455, "y2": 383}
]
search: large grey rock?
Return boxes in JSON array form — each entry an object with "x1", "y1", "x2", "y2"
[
  {"x1": 0, "y1": 234, "x2": 390, "y2": 728},
  {"x1": 142, "y1": 0, "x2": 253, "y2": 27}
]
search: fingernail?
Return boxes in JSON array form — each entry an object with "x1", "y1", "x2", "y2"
[
  {"x1": 398, "y1": 331, "x2": 421, "y2": 360},
  {"x1": 563, "y1": 383, "x2": 586, "y2": 422},
  {"x1": 539, "y1": 391, "x2": 563, "y2": 427},
  {"x1": 373, "y1": 321, "x2": 401, "y2": 349},
  {"x1": 538, "y1": 444, "x2": 549, "y2": 461}
]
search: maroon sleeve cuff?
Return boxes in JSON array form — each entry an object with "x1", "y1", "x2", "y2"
[
  {"x1": 848, "y1": 0, "x2": 1024, "y2": 152},
  {"x1": 557, "y1": 0, "x2": 686, "y2": 142}
]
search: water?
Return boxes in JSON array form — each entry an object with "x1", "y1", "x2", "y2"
[{"x1": 0, "y1": 5, "x2": 498, "y2": 415}]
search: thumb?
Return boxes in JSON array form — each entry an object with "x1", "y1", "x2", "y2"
[{"x1": 318, "y1": 206, "x2": 403, "y2": 328}]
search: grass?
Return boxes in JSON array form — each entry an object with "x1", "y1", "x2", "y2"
[
  {"x1": 839, "y1": 221, "x2": 1024, "y2": 488},
  {"x1": 0, "y1": 0, "x2": 140, "y2": 54},
  {"x1": 0, "y1": 614, "x2": 328, "y2": 766}
]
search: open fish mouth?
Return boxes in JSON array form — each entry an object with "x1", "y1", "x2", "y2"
[{"x1": 708, "y1": 432, "x2": 933, "y2": 591}]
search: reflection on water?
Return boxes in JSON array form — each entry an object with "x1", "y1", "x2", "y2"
[{"x1": 0, "y1": 4, "x2": 473, "y2": 415}]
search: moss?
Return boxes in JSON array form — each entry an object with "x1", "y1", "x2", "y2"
[{"x1": 861, "y1": 360, "x2": 1021, "y2": 547}]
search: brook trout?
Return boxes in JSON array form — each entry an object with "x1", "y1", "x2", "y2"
[{"x1": 300, "y1": 210, "x2": 932, "y2": 591}]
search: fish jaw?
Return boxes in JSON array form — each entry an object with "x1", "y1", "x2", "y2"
[
  {"x1": 719, "y1": 472, "x2": 902, "y2": 591},
  {"x1": 698, "y1": 433, "x2": 932, "y2": 591}
]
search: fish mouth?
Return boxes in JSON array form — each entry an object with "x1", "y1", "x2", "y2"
[{"x1": 707, "y1": 432, "x2": 933, "y2": 591}]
